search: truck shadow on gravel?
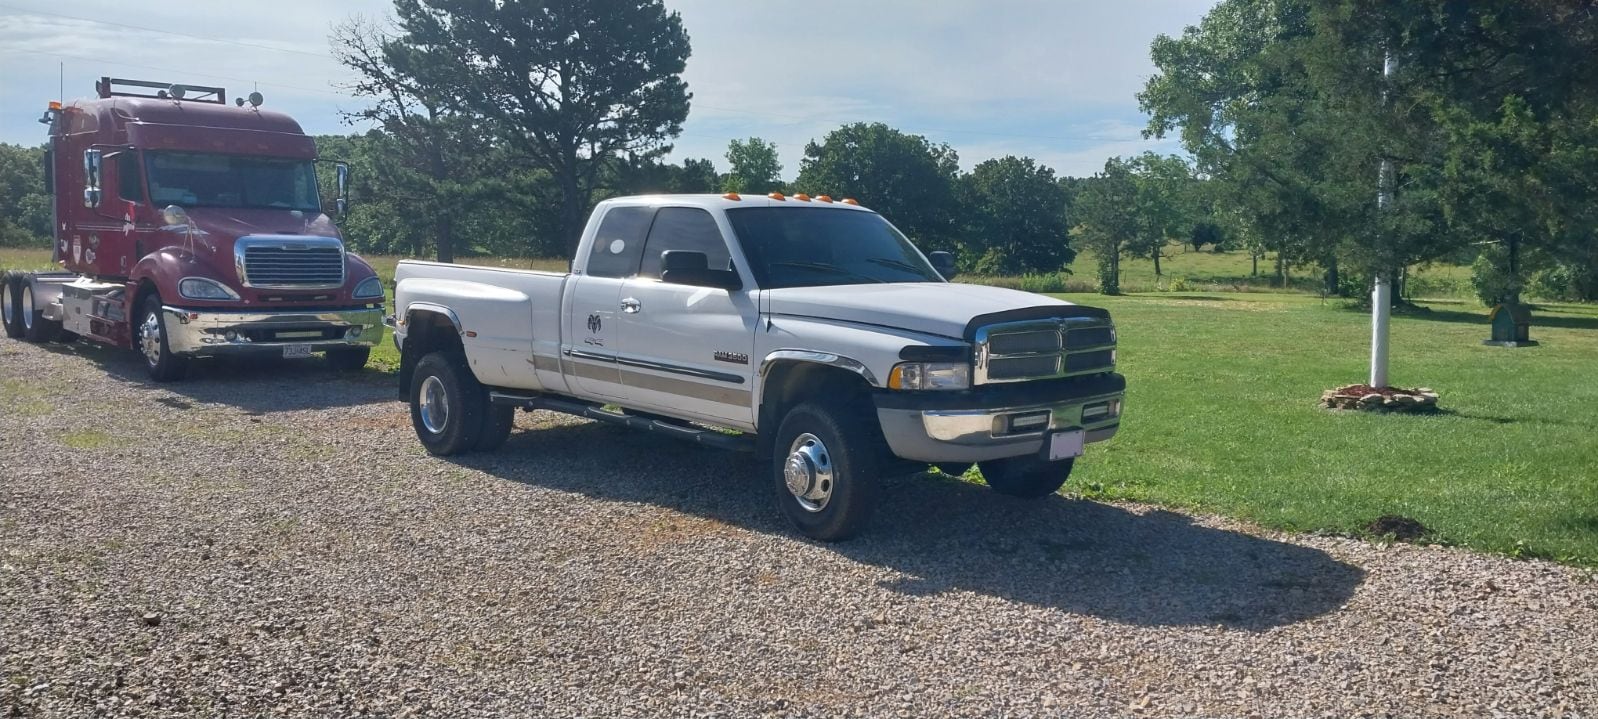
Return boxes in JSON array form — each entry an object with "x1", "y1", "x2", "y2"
[
  {"x1": 454, "y1": 421, "x2": 1366, "y2": 631},
  {"x1": 42, "y1": 341, "x2": 391, "y2": 414}
]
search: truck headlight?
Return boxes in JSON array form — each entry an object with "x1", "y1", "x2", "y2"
[
  {"x1": 888, "y1": 362, "x2": 970, "y2": 391},
  {"x1": 178, "y1": 277, "x2": 241, "y2": 301},
  {"x1": 353, "y1": 277, "x2": 385, "y2": 299}
]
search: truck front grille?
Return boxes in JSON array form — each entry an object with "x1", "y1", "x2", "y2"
[
  {"x1": 975, "y1": 317, "x2": 1116, "y2": 384},
  {"x1": 236, "y1": 237, "x2": 346, "y2": 290}
]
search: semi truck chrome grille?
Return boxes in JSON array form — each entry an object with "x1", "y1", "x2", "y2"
[
  {"x1": 974, "y1": 317, "x2": 1116, "y2": 384},
  {"x1": 235, "y1": 236, "x2": 346, "y2": 290}
]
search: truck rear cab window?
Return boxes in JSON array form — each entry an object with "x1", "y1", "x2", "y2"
[
  {"x1": 586, "y1": 206, "x2": 656, "y2": 278},
  {"x1": 638, "y1": 207, "x2": 731, "y2": 279}
]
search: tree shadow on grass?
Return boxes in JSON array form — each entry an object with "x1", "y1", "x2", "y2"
[
  {"x1": 1344, "y1": 304, "x2": 1598, "y2": 331},
  {"x1": 38, "y1": 339, "x2": 392, "y2": 414},
  {"x1": 451, "y1": 420, "x2": 1366, "y2": 631}
]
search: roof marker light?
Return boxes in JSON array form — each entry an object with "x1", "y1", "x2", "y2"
[
  {"x1": 723, "y1": 192, "x2": 741, "y2": 201},
  {"x1": 768, "y1": 192, "x2": 786, "y2": 201},
  {"x1": 794, "y1": 193, "x2": 811, "y2": 202},
  {"x1": 816, "y1": 195, "x2": 833, "y2": 203},
  {"x1": 841, "y1": 198, "x2": 860, "y2": 206},
  {"x1": 48, "y1": 101, "x2": 62, "y2": 111}
]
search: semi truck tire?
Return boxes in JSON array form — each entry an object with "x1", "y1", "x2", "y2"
[
  {"x1": 325, "y1": 347, "x2": 371, "y2": 372},
  {"x1": 20, "y1": 280, "x2": 61, "y2": 343},
  {"x1": 1, "y1": 273, "x2": 23, "y2": 339},
  {"x1": 138, "y1": 293, "x2": 190, "y2": 382},
  {"x1": 409, "y1": 350, "x2": 488, "y2": 456},
  {"x1": 978, "y1": 457, "x2": 1075, "y2": 498},
  {"x1": 770, "y1": 400, "x2": 882, "y2": 542}
]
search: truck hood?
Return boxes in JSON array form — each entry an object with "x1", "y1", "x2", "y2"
[{"x1": 765, "y1": 282, "x2": 1073, "y2": 340}]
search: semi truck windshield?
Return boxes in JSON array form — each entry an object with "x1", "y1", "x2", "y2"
[{"x1": 145, "y1": 152, "x2": 321, "y2": 212}]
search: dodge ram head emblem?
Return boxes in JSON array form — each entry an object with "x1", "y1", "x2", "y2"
[{"x1": 586, "y1": 313, "x2": 602, "y2": 333}]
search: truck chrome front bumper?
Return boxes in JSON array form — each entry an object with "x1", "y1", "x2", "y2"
[
  {"x1": 874, "y1": 374, "x2": 1124, "y2": 463},
  {"x1": 160, "y1": 306, "x2": 384, "y2": 356}
]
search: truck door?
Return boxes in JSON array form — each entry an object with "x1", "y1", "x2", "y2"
[
  {"x1": 561, "y1": 205, "x2": 654, "y2": 399},
  {"x1": 616, "y1": 207, "x2": 758, "y2": 426}
]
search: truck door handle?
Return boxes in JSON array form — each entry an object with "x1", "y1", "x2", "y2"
[{"x1": 620, "y1": 297, "x2": 641, "y2": 314}]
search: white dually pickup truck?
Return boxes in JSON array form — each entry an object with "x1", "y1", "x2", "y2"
[{"x1": 391, "y1": 193, "x2": 1124, "y2": 540}]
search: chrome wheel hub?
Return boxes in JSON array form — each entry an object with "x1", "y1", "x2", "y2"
[
  {"x1": 783, "y1": 432, "x2": 834, "y2": 512},
  {"x1": 20, "y1": 285, "x2": 33, "y2": 331},
  {"x1": 419, "y1": 376, "x2": 450, "y2": 434},
  {"x1": 140, "y1": 311, "x2": 163, "y2": 366}
]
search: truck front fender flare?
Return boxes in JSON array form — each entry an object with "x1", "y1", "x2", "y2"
[{"x1": 759, "y1": 349, "x2": 880, "y2": 387}]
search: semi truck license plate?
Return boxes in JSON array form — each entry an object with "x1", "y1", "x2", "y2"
[
  {"x1": 282, "y1": 344, "x2": 313, "y2": 359},
  {"x1": 1046, "y1": 430, "x2": 1086, "y2": 461}
]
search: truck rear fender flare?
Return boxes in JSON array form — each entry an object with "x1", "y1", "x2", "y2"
[
  {"x1": 397, "y1": 304, "x2": 467, "y2": 401},
  {"x1": 401, "y1": 302, "x2": 464, "y2": 338}
]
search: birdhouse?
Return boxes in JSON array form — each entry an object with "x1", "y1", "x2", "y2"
[{"x1": 1483, "y1": 303, "x2": 1536, "y2": 347}]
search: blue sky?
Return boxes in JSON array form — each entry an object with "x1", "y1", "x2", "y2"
[{"x1": 0, "y1": 0, "x2": 1213, "y2": 178}]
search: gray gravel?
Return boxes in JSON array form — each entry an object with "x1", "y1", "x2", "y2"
[{"x1": 2, "y1": 339, "x2": 1595, "y2": 718}]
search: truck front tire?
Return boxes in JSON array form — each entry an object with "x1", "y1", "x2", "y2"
[
  {"x1": 771, "y1": 401, "x2": 882, "y2": 541},
  {"x1": 410, "y1": 350, "x2": 489, "y2": 456},
  {"x1": 978, "y1": 457, "x2": 1075, "y2": 498},
  {"x1": 138, "y1": 294, "x2": 189, "y2": 382}
]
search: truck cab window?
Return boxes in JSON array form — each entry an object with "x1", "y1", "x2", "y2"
[
  {"x1": 585, "y1": 205, "x2": 655, "y2": 278},
  {"x1": 117, "y1": 152, "x2": 143, "y2": 203},
  {"x1": 638, "y1": 207, "x2": 731, "y2": 279}
]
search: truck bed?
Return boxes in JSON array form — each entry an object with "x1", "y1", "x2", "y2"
[{"x1": 393, "y1": 260, "x2": 570, "y2": 393}]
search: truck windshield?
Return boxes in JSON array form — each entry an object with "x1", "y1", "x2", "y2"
[
  {"x1": 726, "y1": 207, "x2": 944, "y2": 288},
  {"x1": 145, "y1": 152, "x2": 321, "y2": 212}
]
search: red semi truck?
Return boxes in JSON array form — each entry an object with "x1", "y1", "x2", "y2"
[{"x1": 0, "y1": 77, "x2": 384, "y2": 381}]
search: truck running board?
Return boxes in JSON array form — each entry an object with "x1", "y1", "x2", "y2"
[{"x1": 489, "y1": 391, "x2": 756, "y2": 453}]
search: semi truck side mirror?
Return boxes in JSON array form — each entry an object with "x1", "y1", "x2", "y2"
[
  {"x1": 83, "y1": 148, "x2": 103, "y2": 208},
  {"x1": 929, "y1": 251, "x2": 958, "y2": 280},
  {"x1": 335, "y1": 162, "x2": 349, "y2": 217}
]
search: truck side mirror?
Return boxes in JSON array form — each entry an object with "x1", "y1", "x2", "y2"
[
  {"x1": 83, "y1": 148, "x2": 102, "y2": 208},
  {"x1": 334, "y1": 162, "x2": 350, "y2": 217},
  {"x1": 929, "y1": 250, "x2": 957, "y2": 280},
  {"x1": 661, "y1": 250, "x2": 742, "y2": 290}
]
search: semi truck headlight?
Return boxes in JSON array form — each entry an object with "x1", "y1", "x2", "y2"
[
  {"x1": 888, "y1": 362, "x2": 971, "y2": 391},
  {"x1": 353, "y1": 277, "x2": 385, "y2": 299},
  {"x1": 178, "y1": 277, "x2": 241, "y2": 301}
]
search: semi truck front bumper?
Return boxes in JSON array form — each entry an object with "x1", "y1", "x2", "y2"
[
  {"x1": 873, "y1": 373, "x2": 1125, "y2": 464},
  {"x1": 160, "y1": 306, "x2": 385, "y2": 356}
]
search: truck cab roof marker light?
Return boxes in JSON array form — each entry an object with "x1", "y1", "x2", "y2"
[
  {"x1": 794, "y1": 193, "x2": 811, "y2": 202},
  {"x1": 722, "y1": 192, "x2": 741, "y2": 201},
  {"x1": 816, "y1": 195, "x2": 833, "y2": 203},
  {"x1": 841, "y1": 198, "x2": 860, "y2": 206},
  {"x1": 48, "y1": 101, "x2": 62, "y2": 110},
  {"x1": 768, "y1": 192, "x2": 786, "y2": 201}
]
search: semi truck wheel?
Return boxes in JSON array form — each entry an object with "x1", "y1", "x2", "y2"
[
  {"x1": 325, "y1": 347, "x2": 371, "y2": 372},
  {"x1": 978, "y1": 457, "x2": 1075, "y2": 498},
  {"x1": 771, "y1": 401, "x2": 882, "y2": 541},
  {"x1": 409, "y1": 350, "x2": 488, "y2": 456},
  {"x1": 1, "y1": 273, "x2": 22, "y2": 339},
  {"x1": 138, "y1": 294, "x2": 189, "y2": 382},
  {"x1": 20, "y1": 281, "x2": 61, "y2": 343}
]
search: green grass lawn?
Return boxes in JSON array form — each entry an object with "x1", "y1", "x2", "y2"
[
  {"x1": 4, "y1": 245, "x2": 1595, "y2": 564},
  {"x1": 1060, "y1": 291, "x2": 1598, "y2": 565}
]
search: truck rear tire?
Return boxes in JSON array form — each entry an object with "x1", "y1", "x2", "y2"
[
  {"x1": 475, "y1": 405, "x2": 516, "y2": 451},
  {"x1": 325, "y1": 347, "x2": 371, "y2": 372},
  {"x1": 410, "y1": 350, "x2": 488, "y2": 456},
  {"x1": 138, "y1": 293, "x2": 189, "y2": 382},
  {"x1": 20, "y1": 280, "x2": 61, "y2": 343},
  {"x1": 978, "y1": 457, "x2": 1075, "y2": 498},
  {"x1": 1, "y1": 273, "x2": 23, "y2": 339},
  {"x1": 771, "y1": 401, "x2": 882, "y2": 541}
]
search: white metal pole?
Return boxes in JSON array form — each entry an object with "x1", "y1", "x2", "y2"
[{"x1": 1370, "y1": 50, "x2": 1396, "y2": 388}]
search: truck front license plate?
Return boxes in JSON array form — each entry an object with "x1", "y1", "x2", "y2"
[
  {"x1": 282, "y1": 344, "x2": 313, "y2": 359},
  {"x1": 1045, "y1": 430, "x2": 1086, "y2": 461}
]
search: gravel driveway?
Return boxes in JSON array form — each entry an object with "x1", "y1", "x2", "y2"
[{"x1": 2, "y1": 339, "x2": 1594, "y2": 718}]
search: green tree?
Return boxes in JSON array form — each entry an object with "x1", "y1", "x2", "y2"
[
  {"x1": 386, "y1": 0, "x2": 692, "y2": 254},
  {"x1": 0, "y1": 143, "x2": 51, "y2": 247},
  {"x1": 958, "y1": 156, "x2": 1074, "y2": 275},
  {"x1": 794, "y1": 123, "x2": 960, "y2": 251},
  {"x1": 722, "y1": 137, "x2": 782, "y2": 194},
  {"x1": 1127, "y1": 152, "x2": 1196, "y2": 277},
  {"x1": 1072, "y1": 158, "x2": 1140, "y2": 294}
]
